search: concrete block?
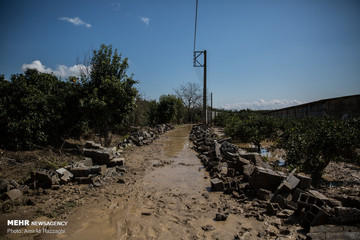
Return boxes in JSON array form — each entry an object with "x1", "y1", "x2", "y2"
[
  {"x1": 56, "y1": 168, "x2": 74, "y2": 184},
  {"x1": 242, "y1": 164, "x2": 255, "y2": 180},
  {"x1": 240, "y1": 153, "x2": 272, "y2": 169},
  {"x1": 108, "y1": 158, "x2": 125, "y2": 167},
  {"x1": 214, "y1": 141, "x2": 222, "y2": 158},
  {"x1": 249, "y1": 167, "x2": 285, "y2": 191},
  {"x1": 31, "y1": 169, "x2": 60, "y2": 188},
  {"x1": 70, "y1": 165, "x2": 107, "y2": 177},
  {"x1": 83, "y1": 148, "x2": 114, "y2": 165},
  {"x1": 211, "y1": 178, "x2": 224, "y2": 191},
  {"x1": 84, "y1": 141, "x2": 102, "y2": 149},
  {"x1": 295, "y1": 174, "x2": 312, "y2": 190},
  {"x1": 266, "y1": 202, "x2": 281, "y2": 215},
  {"x1": 298, "y1": 192, "x2": 325, "y2": 209},
  {"x1": 5, "y1": 189, "x2": 22, "y2": 201},
  {"x1": 257, "y1": 188, "x2": 272, "y2": 201},
  {"x1": 335, "y1": 207, "x2": 360, "y2": 224},
  {"x1": 75, "y1": 177, "x2": 93, "y2": 184},
  {"x1": 81, "y1": 158, "x2": 93, "y2": 167}
]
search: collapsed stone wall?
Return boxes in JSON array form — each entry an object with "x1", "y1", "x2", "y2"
[
  {"x1": 190, "y1": 124, "x2": 360, "y2": 238},
  {"x1": 0, "y1": 124, "x2": 173, "y2": 202}
]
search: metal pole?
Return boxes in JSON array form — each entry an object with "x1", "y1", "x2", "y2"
[
  {"x1": 211, "y1": 92, "x2": 213, "y2": 123},
  {"x1": 203, "y1": 50, "x2": 207, "y2": 124}
]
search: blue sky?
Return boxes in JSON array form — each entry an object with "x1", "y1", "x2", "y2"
[{"x1": 0, "y1": 0, "x2": 359, "y2": 110}]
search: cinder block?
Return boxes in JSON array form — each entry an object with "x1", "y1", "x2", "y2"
[
  {"x1": 211, "y1": 178, "x2": 224, "y2": 191},
  {"x1": 108, "y1": 158, "x2": 125, "y2": 167},
  {"x1": 249, "y1": 167, "x2": 285, "y2": 191}
]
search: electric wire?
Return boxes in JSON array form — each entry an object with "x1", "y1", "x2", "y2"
[{"x1": 193, "y1": 0, "x2": 198, "y2": 53}]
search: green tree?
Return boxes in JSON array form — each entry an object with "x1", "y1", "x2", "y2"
[
  {"x1": 83, "y1": 44, "x2": 138, "y2": 145},
  {"x1": 225, "y1": 113, "x2": 278, "y2": 152},
  {"x1": 157, "y1": 94, "x2": 184, "y2": 124},
  {"x1": 146, "y1": 100, "x2": 159, "y2": 126},
  {"x1": 2, "y1": 70, "x2": 65, "y2": 149},
  {"x1": 279, "y1": 117, "x2": 360, "y2": 185}
]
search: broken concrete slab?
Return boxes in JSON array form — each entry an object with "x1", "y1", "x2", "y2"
[
  {"x1": 249, "y1": 167, "x2": 285, "y2": 192},
  {"x1": 80, "y1": 158, "x2": 93, "y2": 167},
  {"x1": 30, "y1": 169, "x2": 60, "y2": 189},
  {"x1": 70, "y1": 165, "x2": 107, "y2": 177},
  {"x1": 257, "y1": 188, "x2": 272, "y2": 201},
  {"x1": 56, "y1": 168, "x2": 74, "y2": 184},
  {"x1": 334, "y1": 207, "x2": 360, "y2": 224},
  {"x1": 211, "y1": 178, "x2": 224, "y2": 191},
  {"x1": 240, "y1": 153, "x2": 272, "y2": 169},
  {"x1": 307, "y1": 225, "x2": 360, "y2": 240},
  {"x1": 266, "y1": 202, "x2": 282, "y2": 215},
  {"x1": 214, "y1": 141, "x2": 222, "y2": 158},
  {"x1": 242, "y1": 164, "x2": 255, "y2": 180}
]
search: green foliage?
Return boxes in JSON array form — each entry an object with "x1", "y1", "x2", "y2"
[
  {"x1": 0, "y1": 44, "x2": 138, "y2": 149},
  {"x1": 145, "y1": 95, "x2": 185, "y2": 125},
  {"x1": 157, "y1": 94, "x2": 184, "y2": 124},
  {"x1": 146, "y1": 99, "x2": 159, "y2": 126},
  {"x1": 279, "y1": 117, "x2": 360, "y2": 184},
  {"x1": 0, "y1": 69, "x2": 84, "y2": 149},
  {"x1": 224, "y1": 112, "x2": 279, "y2": 152},
  {"x1": 80, "y1": 44, "x2": 138, "y2": 145}
]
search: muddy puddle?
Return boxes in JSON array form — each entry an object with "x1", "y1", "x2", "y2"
[
  {"x1": 143, "y1": 125, "x2": 209, "y2": 193},
  {"x1": 57, "y1": 125, "x2": 245, "y2": 240}
]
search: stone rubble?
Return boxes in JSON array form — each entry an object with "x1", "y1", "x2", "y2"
[
  {"x1": 190, "y1": 124, "x2": 360, "y2": 238},
  {"x1": 0, "y1": 124, "x2": 173, "y2": 205}
]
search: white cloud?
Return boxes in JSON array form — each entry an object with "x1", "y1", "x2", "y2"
[
  {"x1": 59, "y1": 17, "x2": 91, "y2": 28},
  {"x1": 140, "y1": 16, "x2": 150, "y2": 25},
  {"x1": 112, "y1": 2, "x2": 121, "y2": 11},
  {"x1": 220, "y1": 99, "x2": 304, "y2": 110},
  {"x1": 21, "y1": 60, "x2": 91, "y2": 79}
]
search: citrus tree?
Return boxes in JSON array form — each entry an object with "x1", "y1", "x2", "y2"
[{"x1": 279, "y1": 117, "x2": 360, "y2": 184}]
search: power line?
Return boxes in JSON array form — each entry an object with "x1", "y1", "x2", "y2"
[{"x1": 193, "y1": 0, "x2": 199, "y2": 53}]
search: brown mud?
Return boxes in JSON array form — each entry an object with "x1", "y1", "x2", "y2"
[
  {"x1": 6, "y1": 125, "x2": 352, "y2": 239},
  {"x1": 56, "y1": 125, "x2": 255, "y2": 240}
]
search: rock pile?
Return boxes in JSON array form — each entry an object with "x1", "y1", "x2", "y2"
[
  {"x1": 1, "y1": 124, "x2": 174, "y2": 204},
  {"x1": 119, "y1": 124, "x2": 173, "y2": 147},
  {"x1": 190, "y1": 124, "x2": 360, "y2": 238},
  {"x1": 0, "y1": 179, "x2": 23, "y2": 201}
]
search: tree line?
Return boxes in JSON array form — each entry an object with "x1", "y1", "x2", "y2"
[{"x1": 0, "y1": 44, "x2": 204, "y2": 150}]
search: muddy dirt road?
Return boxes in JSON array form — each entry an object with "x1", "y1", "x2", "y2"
[{"x1": 48, "y1": 125, "x2": 255, "y2": 240}]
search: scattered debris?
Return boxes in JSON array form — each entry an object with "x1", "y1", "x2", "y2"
[{"x1": 190, "y1": 124, "x2": 360, "y2": 237}]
